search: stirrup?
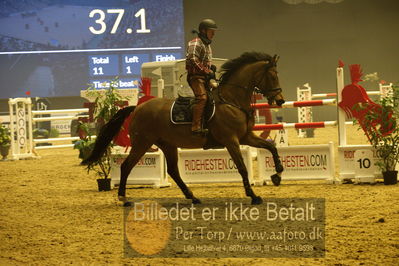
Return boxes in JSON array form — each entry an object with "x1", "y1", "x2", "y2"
[{"x1": 192, "y1": 128, "x2": 208, "y2": 135}]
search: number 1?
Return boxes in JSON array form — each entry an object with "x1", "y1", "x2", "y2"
[
  {"x1": 135, "y1": 8, "x2": 150, "y2": 33},
  {"x1": 126, "y1": 66, "x2": 132, "y2": 74}
]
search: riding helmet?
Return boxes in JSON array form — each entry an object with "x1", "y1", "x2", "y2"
[{"x1": 198, "y1": 19, "x2": 218, "y2": 32}]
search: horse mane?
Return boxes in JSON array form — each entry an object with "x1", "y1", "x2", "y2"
[{"x1": 219, "y1": 52, "x2": 273, "y2": 84}]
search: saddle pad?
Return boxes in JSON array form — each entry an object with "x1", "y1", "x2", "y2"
[{"x1": 170, "y1": 96, "x2": 215, "y2": 125}]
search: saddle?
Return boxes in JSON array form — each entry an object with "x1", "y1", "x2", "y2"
[
  {"x1": 170, "y1": 92, "x2": 223, "y2": 150},
  {"x1": 170, "y1": 91, "x2": 215, "y2": 126}
]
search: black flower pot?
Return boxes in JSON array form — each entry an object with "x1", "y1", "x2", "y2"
[
  {"x1": 382, "y1": 171, "x2": 398, "y2": 185},
  {"x1": 79, "y1": 146, "x2": 93, "y2": 160},
  {"x1": 97, "y1": 178, "x2": 111, "y2": 191}
]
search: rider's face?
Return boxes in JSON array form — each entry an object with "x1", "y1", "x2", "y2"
[{"x1": 206, "y1": 29, "x2": 215, "y2": 40}]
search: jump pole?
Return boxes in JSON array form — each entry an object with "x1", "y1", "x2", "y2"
[
  {"x1": 251, "y1": 99, "x2": 336, "y2": 109},
  {"x1": 307, "y1": 84, "x2": 390, "y2": 99},
  {"x1": 336, "y1": 66, "x2": 347, "y2": 146},
  {"x1": 253, "y1": 121, "x2": 337, "y2": 130}
]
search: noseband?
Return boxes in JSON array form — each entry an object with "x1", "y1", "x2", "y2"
[{"x1": 254, "y1": 86, "x2": 282, "y2": 97}]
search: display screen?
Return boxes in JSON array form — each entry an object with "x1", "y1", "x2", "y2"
[{"x1": 0, "y1": 0, "x2": 184, "y2": 99}]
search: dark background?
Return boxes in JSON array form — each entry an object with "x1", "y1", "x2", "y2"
[
  {"x1": 183, "y1": 0, "x2": 399, "y2": 121},
  {"x1": 1, "y1": 0, "x2": 398, "y2": 122}
]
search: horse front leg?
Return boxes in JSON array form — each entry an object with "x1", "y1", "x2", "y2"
[
  {"x1": 225, "y1": 141, "x2": 262, "y2": 205},
  {"x1": 241, "y1": 132, "x2": 284, "y2": 186}
]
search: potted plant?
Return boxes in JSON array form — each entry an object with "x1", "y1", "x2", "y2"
[
  {"x1": 76, "y1": 78, "x2": 129, "y2": 191},
  {"x1": 0, "y1": 123, "x2": 11, "y2": 160},
  {"x1": 74, "y1": 122, "x2": 96, "y2": 161},
  {"x1": 355, "y1": 82, "x2": 398, "y2": 185},
  {"x1": 74, "y1": 121, "x2": 112, "y2": 190},
  {"x1": 88, "y1": 78, "x2": 129, "y2": 129}
]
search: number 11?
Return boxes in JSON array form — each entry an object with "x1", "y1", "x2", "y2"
[{"x1": 93, "y1": 67, "x2": 104, "y2": 75}]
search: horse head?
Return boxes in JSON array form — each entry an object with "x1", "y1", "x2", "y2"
[
  {"x1": 219, "y1": 52, "x2": 285, "y2": 106},
  {"x1": 256, "y1": 54, "x2": 285, "y2": 106}
]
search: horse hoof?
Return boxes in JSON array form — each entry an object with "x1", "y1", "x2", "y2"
[
  {"x1": 271, "y1": 174, "x2": 281, "y2": 186},
  {"x1": 118, "y1": 196, "x2": 126, "y2": 202},
  {"x1": 275, "y1": 164, "x2": 284, "y2": 173},
  {"x1": 251, "y1": 196, "x2": 263, "y2": 205},
  {"x1": 123, "y1": 201, "x2": 132, "y2": 207},
  {"x1": 192, "y1": 198, "x2": 202, "y2": 204}
]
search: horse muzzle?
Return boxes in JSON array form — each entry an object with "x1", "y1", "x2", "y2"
[
  {"x1": 276, "y1": 98, "x2": 285, "y2": 106},
  {"x1": 267, "y1": 95, "x2": 285, "y2": 106}
]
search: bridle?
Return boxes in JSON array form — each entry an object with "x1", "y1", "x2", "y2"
[
  {"x1": 213, "y1": 57, "x2": 282, "y2": 118},
  {"x1": 254, "y1": 86, "x2": 282, "y2": 97},
  {"x1": 216, "y1": 82, "x2": 281, "y2": 119}
]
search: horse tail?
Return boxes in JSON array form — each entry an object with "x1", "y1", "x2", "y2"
[{"x1": 81, "y1": 106, "x2": 135, "y2": 166}]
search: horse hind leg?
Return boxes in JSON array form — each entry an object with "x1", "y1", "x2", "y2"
[
  {"x1": 157, "y1": 142, "x2": 201, "y2": 204},
  {"x1": 118, "y1": 139, "x2": 153, "y2": 206}
]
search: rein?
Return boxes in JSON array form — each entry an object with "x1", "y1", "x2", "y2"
[
  {"x1": 216, "y1": 82, "x2": 255, "y2": 119},
  {"x1": 216, "y1": 82, "x2": 282, "y2": 119},
  {"x1": 221, "y1": 82, "x2": 282, "y2": 97}
]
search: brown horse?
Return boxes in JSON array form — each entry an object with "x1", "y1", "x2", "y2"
[{"x1": 83, "y1": 52, "x2": 285, "y2": 205}]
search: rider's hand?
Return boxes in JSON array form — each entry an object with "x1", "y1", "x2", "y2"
[
  {"x1": 207, "y1": 70, "x2": 216, "y2": 80},
  {"x1": 208, "y1": 65, "x2": 216, "y2": 80}
]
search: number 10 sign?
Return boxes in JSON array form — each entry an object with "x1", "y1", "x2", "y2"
[{"x1": 354, "y1": 149, "x2": 377, "y2": 182}]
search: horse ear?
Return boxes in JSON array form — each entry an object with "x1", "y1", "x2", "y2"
[{"x1": 273, "y1": 54, "x2": 280, "y2": 65}]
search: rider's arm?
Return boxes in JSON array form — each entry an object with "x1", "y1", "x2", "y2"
[{"x1": 186, "y1": 39, "x2": 211, "y2": 75}]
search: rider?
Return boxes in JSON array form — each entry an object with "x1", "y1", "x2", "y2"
[{"x1": 186, "y1": 18, "x2": 217, "y2": 135}]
